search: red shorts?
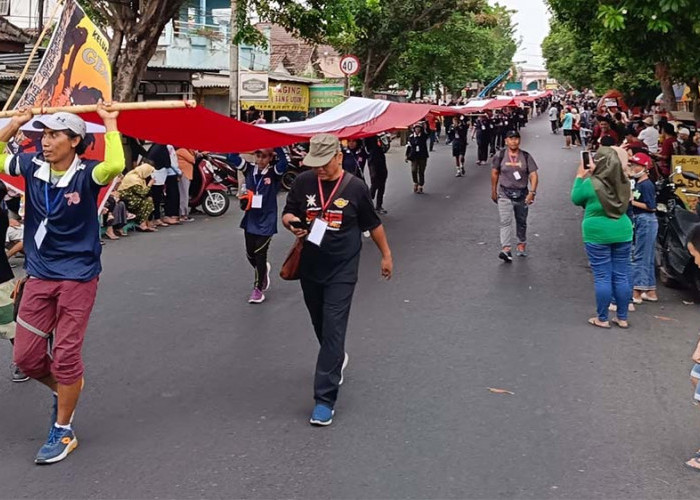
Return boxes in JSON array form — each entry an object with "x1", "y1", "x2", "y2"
[{"x1": 13, "y1": 277, "x2": 98, "y2": 385}]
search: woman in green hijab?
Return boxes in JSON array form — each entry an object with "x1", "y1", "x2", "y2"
[{"x1": 571, "y1": 145, "x2": 633, "y2": 328}]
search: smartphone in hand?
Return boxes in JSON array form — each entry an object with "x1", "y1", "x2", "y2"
[
  {"x1": 581, "y1": 150, "x2": 591, "y2": 169},
  {"x1": 290, "y1": 219, "x2": 308, "y2": 230}
]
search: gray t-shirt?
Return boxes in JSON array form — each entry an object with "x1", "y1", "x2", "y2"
[{"x1": 492, "y1": 150, "x2": 538, "y2": 193}]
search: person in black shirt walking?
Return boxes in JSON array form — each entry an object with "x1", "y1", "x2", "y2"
[
  {"x1": 474, "y1": 115, "x2": 491, "y2": 165},
  {"x1": 282, "y1": 133, "x2": 393, "y2": 427},
  {"x1": 452, "y1": 116, "x2": 469, "y2": 177},
  {"x1": 366, "y1": 135, "x2": 389, "y2": 213},
  {"x1": 406, "y1": 123, "x2": 430, "y2": 193}
]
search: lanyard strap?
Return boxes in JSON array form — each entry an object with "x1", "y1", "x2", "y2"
[
  {"x1": 253, "y1": 166, "x2": 269, "y2": 193},
  {"x1": 44, "y1": 183, "x2": 63, "y2": 219},
  {"x1": 318, "y1": 171, "x2": 345, "y2": 212}
]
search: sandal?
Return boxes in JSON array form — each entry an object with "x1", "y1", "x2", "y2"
[
  {"x1": 641, "y1": 292, "x2": 658, "y2": 302},
  {"x1": 612, "y1": 318, "x2": 629, "y2": 329},
  {"x1": 136, "y1": 227, "x2": 156, "y2": 233},
  {"x1": 684, "y1": 456, "x2": 700, "y2": 472},
  {"x1": 588, "y1": 317, "x2": 611, "y2": 329}
]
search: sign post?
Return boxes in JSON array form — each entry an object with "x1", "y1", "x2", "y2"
[{"x1": 339, "y1": 55, "x2": 360, "y2": 97}]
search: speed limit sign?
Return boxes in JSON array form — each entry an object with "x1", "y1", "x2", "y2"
[{"x1": 339, "y1": 55, "x2": 361, "y2": 76}]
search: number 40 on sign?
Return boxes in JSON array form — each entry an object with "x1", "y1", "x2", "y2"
[{"x1": 339, "y1": 55, "x2": 361, "y2": 77}]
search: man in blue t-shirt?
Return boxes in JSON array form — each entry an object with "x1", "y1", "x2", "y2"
[
  {"x1": 229, "y1": 147, "x2": 288, "y2": 304},
  {"x1": 0, "y1": 102, "x2": 124, "y2": 465}
]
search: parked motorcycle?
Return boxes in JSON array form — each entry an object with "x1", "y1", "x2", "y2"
[
  {"x1": 189, "y1": 156, "x2": 231, "y2": 217},
  {"x1": 281, "y1": 144, "x2": 308, "y2": 191},
  {"x1": 655, "y1": 170, "x2": 700, "y2": 291},
  {"x1": 207, "y1": 153, "x2": 239, "y2": 195}
]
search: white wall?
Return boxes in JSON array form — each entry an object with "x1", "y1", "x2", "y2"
[{"x1": 3, "y1": 0, "x2": 58, "y2": 30}]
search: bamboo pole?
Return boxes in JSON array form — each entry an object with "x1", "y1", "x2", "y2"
[
  {"x1": 2, "y1": 0, "x2": 66, "y2": 112},
  {"x1": 0, "y1": 100, "x2": 198, "y2": 119}
]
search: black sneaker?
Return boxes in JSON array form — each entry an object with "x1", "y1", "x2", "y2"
[
  {"x1": 498, "y1": 251, "x2": 513, "y2": 263},
  {"x1": 11, "y1": 363, "x2": 29, "y2": 383}
]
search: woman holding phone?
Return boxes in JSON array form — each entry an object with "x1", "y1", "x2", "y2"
[{"x1": 571, "y1": 145, "x2": 633, "y2": 328}]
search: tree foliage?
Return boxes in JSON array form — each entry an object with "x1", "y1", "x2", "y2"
[
  {"x1": 544, "y1": 0, "x2": 700, "y2": 114},
  {"x1": 386, "y1": 5, "x2": 515, "y2": 99}
]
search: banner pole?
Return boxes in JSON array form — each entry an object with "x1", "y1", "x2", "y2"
[
  {"x1": 0, "y1": 100, "x2": 198, "y2": 119},
  {"x1": 2, "y1": 0, "x2": 67, "y2": 112}
]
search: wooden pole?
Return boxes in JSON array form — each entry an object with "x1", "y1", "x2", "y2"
[
  {"x1": 2, "y1": 0, "x2": 66, "y2": 112},
  {"x1": 0, "y1": 100, "x2": 198, "y2": 119}
]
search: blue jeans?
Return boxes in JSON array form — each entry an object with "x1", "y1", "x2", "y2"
[
  {"x1": 584, "y1": 242, "x2": 633, "y2": 321},
  {"x1": 632, "y1": 213, "x2": 658, "y2": 291}
]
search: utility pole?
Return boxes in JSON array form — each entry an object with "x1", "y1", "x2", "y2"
[
  {"x1": 229, "y1": 0, "x2": 240, "y2": 120},
  {"x1": 38, "y1": 0, "x2": 45, "y2": 32}
]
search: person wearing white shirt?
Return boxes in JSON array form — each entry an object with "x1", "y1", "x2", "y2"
[{"x1": 638, "y1": 117, "x2": 659, "y2": 153}]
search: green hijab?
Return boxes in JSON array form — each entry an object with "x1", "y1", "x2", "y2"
[{"x1": 591, "y1": 146, "x2": 631, "y2": 219}]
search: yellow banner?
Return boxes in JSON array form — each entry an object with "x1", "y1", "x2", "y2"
[
  {"x1": 241, "y1": 83, "x2": 309, "y2": 112},
  {"x1": 17, "y1": 0, "x2": 111, "y2": 108},
  {"x1": 671, "y1": 155, "x2": 700, "y2": 211}
]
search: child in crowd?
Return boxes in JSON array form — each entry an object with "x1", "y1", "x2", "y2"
[{"x1": 228, "y1": 147, "x2": 288, "y2": 304}]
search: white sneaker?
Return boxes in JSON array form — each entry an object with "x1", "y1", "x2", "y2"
[{"x1": 339, "y1": 353, "x2": 349, "y2": 386}]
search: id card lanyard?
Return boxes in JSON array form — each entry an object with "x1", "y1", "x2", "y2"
[
  {"x1": 35, "y1": 182, "x2": 63, "y2": 250},
  {"x1": 251, "y1": 166, "x2": 269, "y2": 209},
  {"x1": 308, "y1": 171, "x2": 345, "y2": 247}
]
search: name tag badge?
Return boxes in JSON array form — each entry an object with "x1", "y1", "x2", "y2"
[
  {"x1": 513, "y1": 171, "x2": 522, "y2": 180},
  {"x1": 415, "y1": 145, "x2": 420, "y2": 152},
  {"x1": 307, "y1": 217, "x2": 328, "y2": 247},
  {"x1": 251, "y1": 194, "x2": 263, "y2": 209},
  {"x1": 481, "y1": 126, "x2": 486, "y2": 131},
  {"x1": 34, "y1": 218, "x2": 48, "y2": 250}
]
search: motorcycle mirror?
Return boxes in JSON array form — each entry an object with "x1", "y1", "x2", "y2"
[{"x1": 682, "y1": 171, "x2": 700, "y2": 181}]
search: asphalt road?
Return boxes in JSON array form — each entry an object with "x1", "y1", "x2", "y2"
[{"x1": 2, "y1": 115, "x2": 700, "y2": 499}]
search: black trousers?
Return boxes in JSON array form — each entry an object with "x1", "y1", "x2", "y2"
[
  {"x1": 488, "y1": 132, "x2": 497, "y2": 156},
  {"x1": 370, "y1": 166, "x2": 387, "y2": 209},
  {"x1": 150, "y1": 185, "x2": 164, "y2": 220},
  {"x1": 477, "y1": 138, "x2": 489, "y2": 162},
  {"x1": 300, "y1": 279, "x2": 356, "y2": 408},
  {"x1": 244, "y1": 232, "x2": 271, "y2": 289},
  {"x1": 164, "y1": 175, "x2": 180, "y2": 218}
]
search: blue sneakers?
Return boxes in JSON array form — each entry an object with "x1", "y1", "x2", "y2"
[
  {"x1": 309, "y1": 404, "x2": 334, "y2": 426},
  {"x1": 35, "y1": 425, "x2": 78, "y2": 465}
]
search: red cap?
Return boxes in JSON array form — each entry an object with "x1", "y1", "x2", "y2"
[{"x1": 630, "y1": 152, "x2": 652, "y2": 168}]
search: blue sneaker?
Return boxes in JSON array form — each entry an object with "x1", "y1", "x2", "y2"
[
  {"x1": 35, "y1": 425, "x2": 78, "y2": 465},
  {"x1": 309, "y1": 404, "x2": 334, "y2": 426}
]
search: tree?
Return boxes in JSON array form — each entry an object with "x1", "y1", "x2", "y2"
[
  {"x1": 545, "y1": 0, "x2": 700, "y2": 115},
  {"x1": 386, "y1": 5, "x2": 515, "y2": 100},
  {"x1": 80, "y1": 0, "x2": 354, "y2": 102}
]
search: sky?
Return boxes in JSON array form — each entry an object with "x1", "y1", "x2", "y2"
[{"x1": 489, "y1": 0, "x2": 551, "y2": 70}]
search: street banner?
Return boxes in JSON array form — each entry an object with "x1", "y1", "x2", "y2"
[
  {"x1": 671, "y1": 155, "x2": 700, "y2": 211},
  {"x1": 3, "y1": 0, "x2": 115, "y2": 211},
  {"x1": 241, "y1": 83, "x2": 310, "y2": 112}
]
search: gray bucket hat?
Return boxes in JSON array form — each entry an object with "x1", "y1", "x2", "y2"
[{"x1": 303, "y1": 133, "x2": 341, "y2": 167}]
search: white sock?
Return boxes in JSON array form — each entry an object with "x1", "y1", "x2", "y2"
[{"x1": 54, "y1": 422, "x2": 71, "y2": 431}]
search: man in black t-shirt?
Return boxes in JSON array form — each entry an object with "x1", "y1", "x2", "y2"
[{"x1": 282, "y1": 133, "x2": 393, "y2": 427}]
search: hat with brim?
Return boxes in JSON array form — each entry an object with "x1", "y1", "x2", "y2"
[
  {"x1": 643, "y1": 117, "x2": 654, "y2": 126},
  {"x1": 505, "y1": 130, "x2": 520, "y2": 139},
  {"x1": 32, "y1": 112, "x2": 86, "y2": 139},
  {"x1": 303, "y1": 133, "x2": 340, "y2": 167}
]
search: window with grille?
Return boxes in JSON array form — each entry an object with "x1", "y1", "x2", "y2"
[{"x1": 0, "y1": 0, "x2": 10, "y2": 16}]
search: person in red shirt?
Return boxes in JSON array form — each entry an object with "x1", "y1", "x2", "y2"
[
  {"x1": 591, "y1": 117, "x2": 620, "y2": 150},
  {"x1": 622, "y1": 126, "x2": 648, "y2": 155},
  {"x1": 653, "y1": 123, "x2": 678, "y2": 178}
]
